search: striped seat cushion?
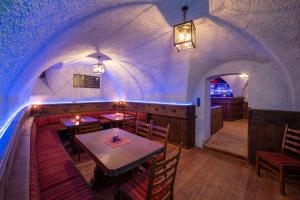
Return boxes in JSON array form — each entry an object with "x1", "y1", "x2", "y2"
[
  {"x1": 144, "y1": 154, "x2": 165, "y2": 169},
  {"x1": 257, "y1": 151, "x2": 300, "y2": 166},
  {"x1": 41, "y1": 176, "x2": 95, "y2": 200},
  {"x1": 39, "y1": 161, "x2": 81, "y2": 192},
  {"x1": 119, "y1": 172, "x2": 167, "y2": 200}
]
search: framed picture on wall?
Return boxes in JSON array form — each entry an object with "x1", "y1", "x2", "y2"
[{"x1": 73, "y1": 74, "x2": 100, "y2": 88}]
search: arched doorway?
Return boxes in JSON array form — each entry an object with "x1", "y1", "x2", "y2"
[
  {"x1": 191, "y1": 60, "x2": 295, "y2": 159},
  {"x1": 205, "y1": 74, "x2": 249, "y2": 159}
]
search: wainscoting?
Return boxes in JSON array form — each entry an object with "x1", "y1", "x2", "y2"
[
  {"x1": 31, "y1": 102, "x2": 196, "y2": 148},
  {"x1": 248, "y1": 108, "x2": 300, "y2": 164}
]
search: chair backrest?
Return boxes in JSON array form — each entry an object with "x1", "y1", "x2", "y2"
[
  {"x1": 282, "y1": 124, "x2": 300, "y2": 155},
  {"x1": 150, "y1": 121, "x2": 170, "y2": 159},
  {"x1": 77, "y1": 122, "x2": 101, "y2": 134},
  {"x1": 147, "y1": 145, "x2": 182, "y2": 200},
  {"x1": 135, "y1": 119, "x2": 151, "y2": 138},
  {"x1": 122, "y1": 112, "x2": 137, "y2": 131},
  {"x1": 150, "y1": 121, "x2": 170, "y2": 142}
]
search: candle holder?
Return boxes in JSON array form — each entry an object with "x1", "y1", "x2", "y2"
[{"x1": 112, "y1": 134, "x2": 119, "y2": 143}]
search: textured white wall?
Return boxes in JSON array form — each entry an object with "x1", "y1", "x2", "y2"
[
  {"x1": 30, "y1": 62, "x2": 102, "y2": 103},
  {"x1": 221, "y1": 75, "x2": 248, "y2": 100},
  {"x1": 0, "y1": 0, "x2": 299, "y2": 148}
]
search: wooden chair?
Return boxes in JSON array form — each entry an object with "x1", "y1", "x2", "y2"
[
  {"x1": 135, "y1": 119, "x2": 151, "y2": 138},
  {"x1": 75, "y1": 122, "x2": 101, "y2": 161},
  {"x1": 256, "y1": 124, "x2": 300, "y2": 195},
  {"x1": 117, "y1": 145, "x2": 182, "y2": 200},
  {"x1": 144, "y1": 121, "x2": 170, "y2": 168},
  {"x1": 122, "y1": 112, "x2": 137, "y2": 133}
]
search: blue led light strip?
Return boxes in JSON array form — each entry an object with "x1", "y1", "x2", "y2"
[
  {"x1": 0, "y1": 104, "x2": 29, "y2": 139},
  {"x1": 31, "y1": 99, "x2": 193, "y2": 106}
]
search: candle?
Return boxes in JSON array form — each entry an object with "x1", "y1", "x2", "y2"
[{"x1": 76, "y1": 115, "x2": 80, "y2": 121}]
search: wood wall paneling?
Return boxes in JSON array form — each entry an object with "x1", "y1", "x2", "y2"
[
  {"x1": 211, "y1": 97, "x2": 244, "y2": 121},
  {"x1": 248, "y1": 108, "x2": 300, "y2": 164},
  {"x1": 31, "y1": 102, "x2": 196, "y2": 148},
  {"x1": 211, "y1": 106, "x2": 223, "y2": 135}
]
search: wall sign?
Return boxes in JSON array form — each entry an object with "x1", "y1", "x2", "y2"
[{"x1": 73, "y1": 74, "x2": 100, "y2": 88}]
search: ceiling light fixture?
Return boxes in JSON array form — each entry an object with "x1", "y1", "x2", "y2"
[
  {"x1": 174, "y1": 5, "x2": 196, "y2": 51},
  {"x1": 93, "y1": 55, "x2": 105, "y2": 75},
  {"x1": 239, "y1": 73, "x2": 249, "y2": 78}
]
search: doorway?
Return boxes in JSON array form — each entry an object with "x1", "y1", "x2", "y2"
[{"x1": 204, "y1": 74, "x2": 249, "y2": 159}]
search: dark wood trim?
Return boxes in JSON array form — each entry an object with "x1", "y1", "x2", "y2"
[
  {"x1": 31, "y1": 102, "x2": 196, "y2": 148},
  {"x1": 211, "y1": 97, "x2": 244, "y2": 121},
  {"x1": 248, "y1": 108, "x2": 300, "y2": 164}
]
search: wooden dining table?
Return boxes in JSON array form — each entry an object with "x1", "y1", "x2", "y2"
[
  {"x1": 59, "y1": 116, "x2": 99, "y2": 148},
  {"x1": 59, "y1": 116, "x2": 98, "y2": 128},
  {"x1": 74, "y1": 128, "x2": 164, "y2": 187},
  {"x1": 101, "y1": 113, "x2": 132, "y2": 127}
]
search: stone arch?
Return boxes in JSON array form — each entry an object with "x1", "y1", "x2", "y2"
[{"x1": 192, "y1": 60, "x2": 295, "y2": 147}]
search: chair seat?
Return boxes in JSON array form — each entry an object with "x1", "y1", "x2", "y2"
[
  {"x1": 257, "y1": 151, "x2": 300, "y2": 167},
  {"x1": 144, "y1": 154, "x2": 165, "y2": 169},
  {"x1": 119, "y1": 172, "x2": 167, "y2": 200}
]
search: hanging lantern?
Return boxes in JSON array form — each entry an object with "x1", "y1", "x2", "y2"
[
  {"x1": 93, "y1": 56, "x2": 105, "y2": 75},
  {"x1": 174, "y1": 5, "x2": 196, "y2": 51}
]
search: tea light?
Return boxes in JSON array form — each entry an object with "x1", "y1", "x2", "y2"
[{"x1": 76, "y1": 115, "x2": 80, "y2": 121}]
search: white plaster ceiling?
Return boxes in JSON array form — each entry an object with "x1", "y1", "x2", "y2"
[{"x1": 0, "y1": 0, "x2": 299, "y2": 127}]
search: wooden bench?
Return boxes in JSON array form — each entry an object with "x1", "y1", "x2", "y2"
[
  {"x1": 30, "y1": 120, "x2": 96, "y2": 200},
  {"x1": 35, "y1": 110, "x2": 148, "y2": 131}
]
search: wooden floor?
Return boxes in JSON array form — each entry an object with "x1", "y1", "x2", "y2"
[
  {"x1": 204, "y1": 119, "x2": 248, "y2": 159},
  {"x1": 70, "y1": 144, "x2": 300, "y2": 200}
]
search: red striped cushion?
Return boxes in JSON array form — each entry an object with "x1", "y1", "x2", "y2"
[
  {"x1": 137, "y1": 112, "x2": 147, "y2": 121},
  {"x1": 36, "y1": 117, "x2": 48, "y2": 127},
  {"x1": 41, "y1": 176, "x2": 95, "y2": 200},
  {"x1": 257, "y1": 151, "x2": 300, "y2": 166},
  {"x1": 120, "y1": 172, "x2": 167, "y2": 200},
  {"x1": 38, "y1": 160, "x2": 73, "y2": 175},
  {"x1": 39, "y1": 161, "x2": 80, "y2": 192},
  {"x1": 120, "y1": 172, "x2": 148, "y2": 200},
  {"x1": 144, "y1": 153, "x2": 165, "y2": 169},
  {"x1": 47, "y1": 115, "x2": 58, "y2": 124}
]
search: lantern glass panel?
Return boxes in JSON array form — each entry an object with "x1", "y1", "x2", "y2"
[
  {"x1": 174, "y1": 20, "x2": 195, "y2": 51},
  {"x1": 93, "y1": 63, "x2": 105, "y2": 74}
]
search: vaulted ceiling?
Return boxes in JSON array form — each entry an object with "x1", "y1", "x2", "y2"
[{"x1": 0, "y1": 0, "x2": 299, "y2": 127}]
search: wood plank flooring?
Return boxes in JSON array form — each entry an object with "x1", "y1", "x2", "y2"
[
  {"x1": 71, "y1": 144, "x2": 300, "y2": 200},
  {"x1": 204, "y1": 119, "x2": 248, "y2": 159}
]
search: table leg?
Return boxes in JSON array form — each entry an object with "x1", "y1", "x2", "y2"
[
  {"x1": 90, "y1": 165, "x2": 133, "y2": 190},
  {"x1": 90, "y1": 165, "x2": 106, "y2": 189}
]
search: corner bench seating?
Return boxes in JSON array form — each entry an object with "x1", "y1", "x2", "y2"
[
  {"x1": 35, "y1": 109, "x2": 147, "y2": 131},
  {"x1": 30, "y1": 110, "x2": 147, "y2": 200},
  {"x1": 30, "y1": 122, "x2": 96, "y2": 200}
]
